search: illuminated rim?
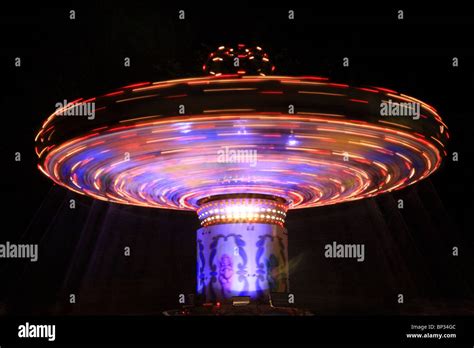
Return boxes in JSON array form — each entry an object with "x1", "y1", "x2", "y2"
[
  {"x1": 197, "y1": 195, "x2": 287, "y2": 227},
  {"x1": 35, "y1": 75, "x2": 448, "y2": 211}
]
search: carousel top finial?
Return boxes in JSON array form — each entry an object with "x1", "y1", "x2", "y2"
[{"x1": 203, "y1": 44, "x2": 275, "y2": 76}]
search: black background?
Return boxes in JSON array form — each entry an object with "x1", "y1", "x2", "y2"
[{"x1": 1, "y1": 3, "x2": 474, "y2": 344}]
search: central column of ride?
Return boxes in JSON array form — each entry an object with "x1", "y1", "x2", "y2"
[{"x1": 196, "y1": 194, "x2": 289, "y2": 302}]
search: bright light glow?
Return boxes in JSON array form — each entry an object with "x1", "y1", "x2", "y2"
[
  {"x1": 35, "y1": 76, "x2": 447, "y2": 213},
  {"x1": 197, "y1": 197, "x2": 287, "y2": 227}
]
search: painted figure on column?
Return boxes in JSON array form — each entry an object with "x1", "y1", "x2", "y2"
[{"x1": 218, "y1": 254, "x2": 234, "y2": 297}]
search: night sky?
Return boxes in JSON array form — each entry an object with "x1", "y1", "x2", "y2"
[{"x1": 1, "y1": 5, "x2": 474, "y2": 316}]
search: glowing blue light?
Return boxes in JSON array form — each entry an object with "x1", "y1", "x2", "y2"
[
  {"x1": 287, "y1": 139, "x2": 298, "y2": 146},
  {"x1": 196, "y1": 222, "x2": 289, "y2": 302}
]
